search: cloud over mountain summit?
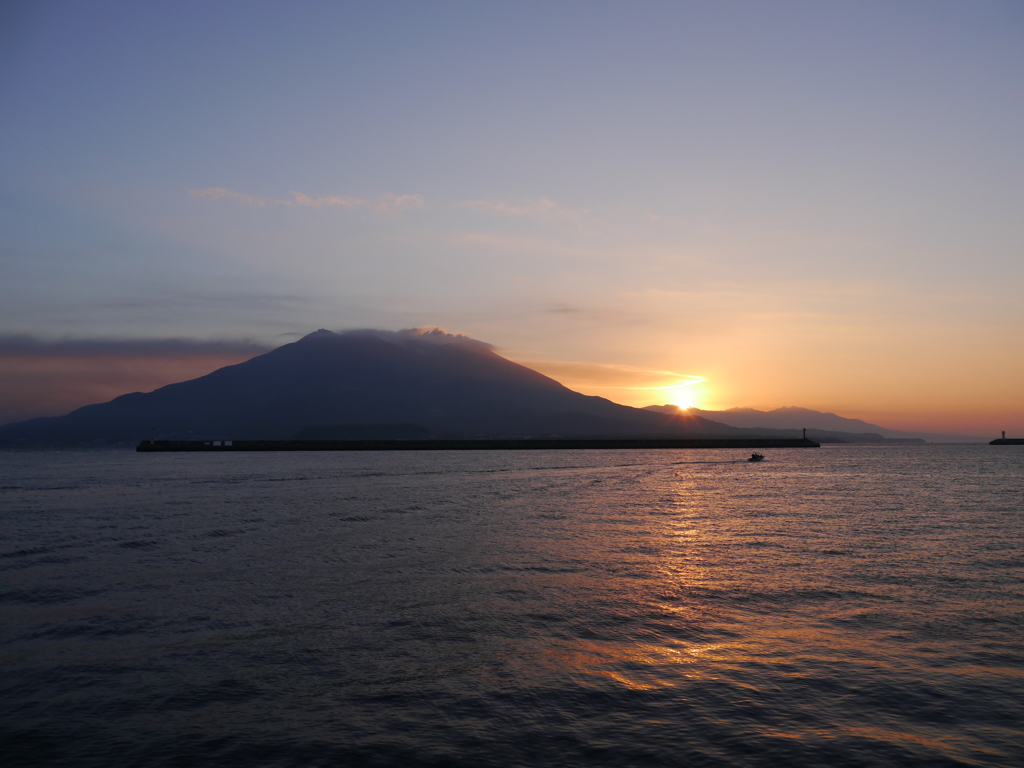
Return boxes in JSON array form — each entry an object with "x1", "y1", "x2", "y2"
[{"x1": 0, "y1": 328, "x2": 728, "y2": 444}]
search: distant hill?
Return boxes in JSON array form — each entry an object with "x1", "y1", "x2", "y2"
[
  {"x1": 645, "y1": 405, "x2": 981, "y2": 443},
  {"x1": 0, "y1": 329, "x2": 738, "y2": 446}
]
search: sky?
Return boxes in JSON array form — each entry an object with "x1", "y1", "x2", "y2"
[{"x1": 2, "y1": 1, "x2": 1022, "y2": 436}]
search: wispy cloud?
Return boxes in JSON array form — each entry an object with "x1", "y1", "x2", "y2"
[
  {"x1": 0, "y1": 335, "x2": 275, "y2": 425},
  {"x1": 288, "y1": 192, "x2": 366, "y2": 209},
  {"x1": 189, "y1": 188, "x2": 423, "y2": 212},
  {"x1": 189, "y1": 187, "x2": 274, "y2": 206},
  {"x1": 510, "y1": 358, "x2": 703, "y2": 390},
  {"x1": 337, "y1": 326, "x2": 495, "y2": 352},
  {"x1": 0, "y1": 334, "x2": 273, "y2": 358},
  {"x1": 374, "y1": 193, "x2": 425, "y2": 212},
  {"x1": 461, "y1": 198, "x2": 587, "y2": 220}
]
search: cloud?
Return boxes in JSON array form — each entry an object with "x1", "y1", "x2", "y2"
[
  {"x1": 338, "y1": 326, "x2": 495, "y2": 353},
  {"x1": 374, "y1": 193, "x2": 425, "y2": 212},
  {"x1": 0, "y1": 335, "x2": 273, "y2": 358},
  {"x1": 461, "y1": 198, "x2": 587, "y2": 220},
  {"x1": 509, "y1": 358, "x2": 703, "y2": 390},
  {"x1": 188, "y1": 187, "x2": 272, "y2": 206},
  {"x1": 289, "y1": 192, "x2": 365, "y2": 209},
  {"x1": 0, "y1": 335, "x2": 274, "y2": 425},
  {"x1": 188, "y1": 188, "x2": 423, "y2": 212}
]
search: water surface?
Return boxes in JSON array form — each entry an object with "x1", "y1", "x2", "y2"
[{"x1": 2, "y1": 445, "x2": 1022, "y2": 766}]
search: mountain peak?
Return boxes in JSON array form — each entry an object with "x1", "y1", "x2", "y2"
[
  {"x1": 643, "y1": 404, "x2": 685, "y2": 415},
  {"x1": 0, "y1": 328, "x2": 741, "y2": 443}
]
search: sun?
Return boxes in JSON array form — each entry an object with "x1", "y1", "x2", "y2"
[{"x1": 662, "y1": 378, "x2": 706, "y2": 411}]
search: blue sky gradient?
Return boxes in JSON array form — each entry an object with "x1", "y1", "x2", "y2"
[{"x1": 2, "y1": 1, "x2": 1022, "y2": 433}]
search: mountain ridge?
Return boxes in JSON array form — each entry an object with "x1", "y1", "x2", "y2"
[
  {"x1": 644, "y1": 404, "x2": 981, "y2": 442},
  {"x1": 0, "y1": 329, "x2": 736, "y2": 445}
]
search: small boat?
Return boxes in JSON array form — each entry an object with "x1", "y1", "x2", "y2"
[{"x1": 748, "y1": 452, "x2": 765, "y2": 462}]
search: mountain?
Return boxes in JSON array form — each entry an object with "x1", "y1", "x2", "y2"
[
  {"x1": 695, "y1": 406, "x2": 904, "y2": 435},
  {"x1": 645, "y1": 405, "x2": 981, "y2": 443},
  {"x1": 0, "y1": 328, "x2": 737, "y2": 445}
]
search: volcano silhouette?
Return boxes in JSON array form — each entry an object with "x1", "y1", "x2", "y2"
[{"x1": 0, "y1": 328, "x2": 734, "y2": 445}]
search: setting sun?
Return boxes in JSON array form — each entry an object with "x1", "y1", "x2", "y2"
[{"x1": 660, "y1": 378, "x2": 707, "y2": 411}]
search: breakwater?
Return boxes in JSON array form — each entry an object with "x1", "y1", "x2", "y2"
[{"x1": 137, "y1": 437, "x2": 820, "y2": 452}]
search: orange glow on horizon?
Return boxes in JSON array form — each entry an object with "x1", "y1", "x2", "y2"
[
  {"x1": 509, "y1": 357, "x2": 712, "y2": 410},
  {"x1": 0, "y1": 353, "x2": 262, "y2": 425},
  {"x1": 509, "y1": 353, "x2": 1017, "y2": 436},
  {"x1": 659, "y1": 379, "x2": 708, "y2": 410}
]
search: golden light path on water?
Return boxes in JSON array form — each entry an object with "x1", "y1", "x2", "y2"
[
  {"x1": 1, "y1": 446, "x2": 1021, "y2": 766},
  {"x1": 499, "y1": 451, "x2": 1023, "y2": 764}
]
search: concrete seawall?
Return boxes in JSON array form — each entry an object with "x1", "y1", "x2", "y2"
[{"x1": 137, "y1": 437, "x2": 821, "y2": 452}]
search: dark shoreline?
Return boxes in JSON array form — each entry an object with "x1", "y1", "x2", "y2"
[{"x1": 137, "y1": 437, "x2": 821, "y2": 452}]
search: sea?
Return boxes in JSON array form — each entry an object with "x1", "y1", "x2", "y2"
[{"x1": 1, "y1": 444, "x2": 1022, "y2": 767}]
